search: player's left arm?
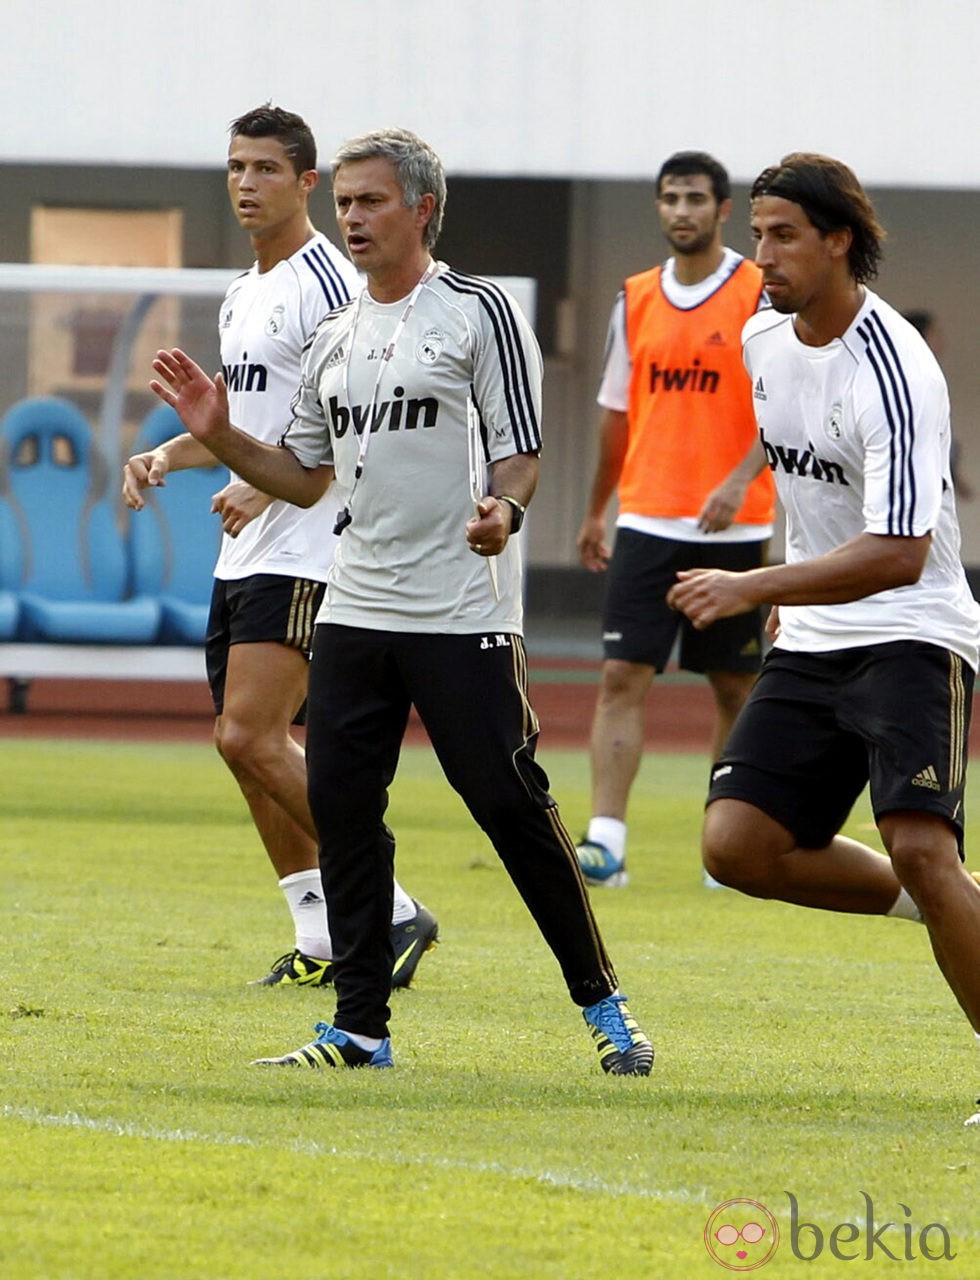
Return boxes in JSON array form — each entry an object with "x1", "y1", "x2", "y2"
[
  {"x1": 860, "y1": 353, "x2": 949, "y2": 539},
  {"x1": 465, "y1": 285, "x2": 543, "y2": 555},
  {"x1": 698, "y1": 437, "x2": 769, "y2": 532}
]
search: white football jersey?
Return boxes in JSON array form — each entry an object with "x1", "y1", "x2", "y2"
[
  {"x1": 743, "y1": 289, "x2": 980, "y2": 669},
  {"x1": 215, "y1": 232, "x2": 361, "y2": 581},
  {"x1": 283, "y1": 264, "x2": 542, "y2": 634}
]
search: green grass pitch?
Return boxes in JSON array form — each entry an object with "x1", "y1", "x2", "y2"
[{"x1": 1, "y1": 736, "x2": 977, "y2": 1278}]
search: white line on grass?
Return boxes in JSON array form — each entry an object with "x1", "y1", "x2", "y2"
[
  {"x1": 2, "y1": 1103, "x2": 708, "y2": 1204},
  {"x1": 8, "y1": 1105, "x2": 978, "y2": 1247}
]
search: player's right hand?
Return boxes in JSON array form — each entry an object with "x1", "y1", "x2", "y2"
[
  {"x1": 122, "y1": 451, "x2": 170, "y2": 510},
  {"x1": 667, "y1": 567, "x2": 754, "y2": 630}
]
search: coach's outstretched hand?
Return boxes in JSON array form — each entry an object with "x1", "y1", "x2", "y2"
[
  {"x1": 150, "y1": 348, "x2": 331, "y2": 512},
  {"x1": 150, "y1": 349, "x2": 231, "y2": 448}
]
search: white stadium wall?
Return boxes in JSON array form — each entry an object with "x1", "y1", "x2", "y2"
[
  {"x1": 4, "y1": 0, "x2": 979, "y2": 188},
  {"x1": 6, "y1": 0, "x2": 980, "y2": 586}
]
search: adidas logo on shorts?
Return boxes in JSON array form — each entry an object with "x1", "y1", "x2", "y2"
[{"x1": 911, "y1": 764, "x2": 941, "y2": 792}]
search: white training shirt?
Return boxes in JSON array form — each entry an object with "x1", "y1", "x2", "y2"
[
  {"x1": 215, "y1": 232, "x2": 361, "y2": 581},
  {"x1": 283, "y1": 264, "x2": 542, "y2": 634},
  {"x1": 597, "y1": 247, "x2": 772, "y2": 545},
  {"x1": 743, "y1": 288, "x2": 980, "y2": 669}
]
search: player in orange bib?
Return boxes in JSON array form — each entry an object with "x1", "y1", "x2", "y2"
[{"x1": 576, "y1": 151, "x2": 775, "y2": 889}]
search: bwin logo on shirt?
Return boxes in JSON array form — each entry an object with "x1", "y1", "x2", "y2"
[
  {"x1": 222, "y1": 354, "x2": 268, "y2": 392},
  {"x1": 760, "y1": 429, "x2": 849, "y2": 486},
  {"x1": 649, "y1": 359, "x2": 720, "y2": 393},
  {"x1": 327, "y1": 388, "x2": 439, "y2": 438}
]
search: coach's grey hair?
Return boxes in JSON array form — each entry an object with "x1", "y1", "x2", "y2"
[{"x1": 331, "y1": 128, "x2": 446, "y2": 248}]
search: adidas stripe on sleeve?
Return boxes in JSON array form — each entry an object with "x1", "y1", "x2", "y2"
[{"x1": 442, "y1": 271, "x2": 542, "y2": 459}]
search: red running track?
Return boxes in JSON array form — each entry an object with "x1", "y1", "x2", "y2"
[
  {"x1": 3, "y1": 665, "x2": 978, "y2": 756},
  {"x1": 0, "y1": 665, "x2": 717, "y2": 752}
]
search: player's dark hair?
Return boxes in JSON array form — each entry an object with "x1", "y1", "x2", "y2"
[
  {"x1": 657, "y1": 151, "x2": 730, "y2": 204},
  {"x1": 750, "y1": 152, "x2": 885, "y2": 283},
  {"x1": 229, "y1": 104, "x2": 317, "y2": 176},
  {"x1": 331, "y1": 128, "x2": 447, "y2": 248}
]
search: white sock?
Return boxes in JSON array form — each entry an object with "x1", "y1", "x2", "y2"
[
  {"x1": 887, "y1": 886, "x2": 923, "y2": 923},
  {"x1": 391, "y1": 879, "x2": 416, "y2": 926},
  {"x1": 974, "y1": 1032, "x2": 980, "y2": 1055},
  {"x1": 279, "y1": 870, "x2": 332, "y2": 959},
  {"x1": 344, "y1": 1030, "x2": 384, "y2": 1051},
  {"x1": 587, "y1": 817, "x2": 626, "y2": 862}
]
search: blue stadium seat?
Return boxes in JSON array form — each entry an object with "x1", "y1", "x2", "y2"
[
  {"x1": 128, "y1": 403, "x2": 226, "y2": 644},
  {"x1": 0, "y1": 397, "x2": 160, "y2": 643}
]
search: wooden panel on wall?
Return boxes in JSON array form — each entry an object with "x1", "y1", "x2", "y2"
[{"x1": 28, "y1": 207, "x2": 182, "y2": 406}]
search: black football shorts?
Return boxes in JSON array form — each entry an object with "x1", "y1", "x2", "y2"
[
  {"x1": 205, "y1": 573, "x2": 324, "y2": 715},
  {"x1": 602, "y1": 528, "x2": 766, "y2": 673},
  {"x1": 707, "y1": 640, "x2": 973, "y2": 852}
]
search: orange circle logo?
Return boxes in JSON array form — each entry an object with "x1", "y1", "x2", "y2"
[{"x1": 704, "y1": 1199, "x2": 780, "y2": 1270}]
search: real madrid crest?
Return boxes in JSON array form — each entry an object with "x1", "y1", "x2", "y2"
[
  {"x1": 826, "y1": 402, "x2": 843, "y2": 440},
  {"x1": 266, "y1": 304, "x2": 286, "y2": 337},
  {"x1": 416, "y1": 327, "x2": 445, "y2": 365}
]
